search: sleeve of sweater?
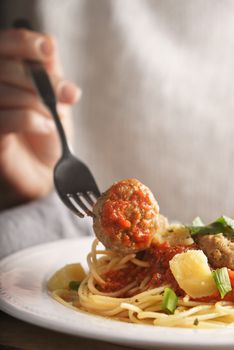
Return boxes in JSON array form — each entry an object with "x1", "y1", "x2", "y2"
[{"x1": 0, "y1": 192, "x2": 93, "y2": 259}]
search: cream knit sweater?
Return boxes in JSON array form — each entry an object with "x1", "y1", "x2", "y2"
[{"x1": 1, "y1": 0, "x2": 234, "y2": 257}]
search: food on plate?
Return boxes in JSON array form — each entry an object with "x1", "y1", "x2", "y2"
[
  {"x1": 169, "y1": 250, "x2": 217, "y2": 298},
  {"x1": 195, "y1": 233, "x2": 234, "y2": 270},
  {"x1": 48, "y1": 179, "x2": 234, "y2": 328},
  {"x1": 93, "y1": 178, "x2": 159, "y2": 253},
  {"x1": 48, "y1": 263, "x2": 86, "y2": 292}
]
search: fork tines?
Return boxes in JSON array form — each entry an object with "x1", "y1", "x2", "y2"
[{"x1": 67, "y1": 191, "x2": 98, "y2": 218}]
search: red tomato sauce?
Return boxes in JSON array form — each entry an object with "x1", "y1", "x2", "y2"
[
  {"x1": 97, "y1": 235, "x2": 234, "y2": 301},
  {"x1": 99, "y1": 242, "x2": 197, "y2": 296},
  {"x1": 144, "y1": 242, "x2": 195, "y2": 295},
  {"x1": 101, "y1": 181, "x2": 157, "y2": 250},
  {"x1": 100, "y1": 264, "x2": 146, "y2": 293}
]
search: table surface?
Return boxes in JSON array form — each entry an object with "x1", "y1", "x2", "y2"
[{"x1": 0, "y1": 311, "x2": 137, "y2": 350}]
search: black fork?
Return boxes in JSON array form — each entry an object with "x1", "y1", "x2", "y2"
[{"x1": 14, "y1": 19, "x2": 101, "y2": 218}]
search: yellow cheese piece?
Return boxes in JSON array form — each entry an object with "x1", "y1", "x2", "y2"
[
  {"x1": 48, "y1": 263, "x2": 86, "y2": 292},
  {"x1": 169, "y1": 250, "x2": 217, "y2": 298}
]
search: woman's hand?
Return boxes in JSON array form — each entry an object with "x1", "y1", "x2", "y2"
[{"x1": 0, "y1": 29, "x2": 81, "y2": 209}]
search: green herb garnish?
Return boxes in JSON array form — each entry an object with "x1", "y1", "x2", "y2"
[
  {"x1": 187, "y1": 215, "x2": 234, "y2": 237},
  {"x1": 162, "y1": 287, "x2": 178, "y2": 314},
  {"x1": 69, "y1": 280, "x2": 81, "y2": 291},
  {"x1": 212, "y1": 267, "x2": 232, "y2": 299},
  {"x1": 192, "y1": 217, "x2": 204, "y2": 227}
]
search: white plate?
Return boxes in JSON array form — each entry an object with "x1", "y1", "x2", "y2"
[{"x1": 0, "y1": 237, "x2": 234, "y2": 350}]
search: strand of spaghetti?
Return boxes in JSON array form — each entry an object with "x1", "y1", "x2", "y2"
[
  {"x1": 137, "y1": 311, "x2": 168, "y2": 319},
  {"x1": 79, "y1": 278, "x2": 115, "y2": 311},
  {"x1": 178, "y1": 299, "x2": 209, "y2": 307},
  {"x1": 91, "y1": 241, "x2": 113, "y2": 271},
  {"x1": 82, "y1": 290, "x2": 163, "y2": 312},
  {"x1": 186, "y1": 312, "x2": 227, "y2": 321},
  {"x1": 131, "y1": 258, "x2": 150, "y2": 267},
  {"x1": 165, "y1": 304, "x2": 213, "y2": 319},
  {"x1": 123, "y1": 286, "x2": 140, "y2": 296},
  {"x1": 87, "y1": 274, "x2": 137, "y2": 297},
  {"x1": 126, "y1": 279, "x2": 152, "y2": 296},
  {"x1": 95, "y1": 257, "x2": 112, "y2": 272},
  {"x1": 101, "y1": 257, "x2": 120, "y2": 272},
  {"x1": 153, "y1": 312, "x2": 229, "y2": 328},
  {"x1": 80, "y1": 296, "x2": 124, "y2": 315},
  {"x1": 127, "y1": 285, "x2": 150, "y2": 296},
  {"x1": 52, "y1": 289, "x2": 82, "y2": 311},
  {"x1": 87, "y1": 275, "x2": 104, "y2": 294},
  {"x1": 215, "y1": 302, "x2": 234, "y2": 315},
  {"x1": 152, "y1": 305, "x2": 214, "y2": 327},
  {"x1": 91, "y1": 239, "x2": 115, "y2": 258},
  {"x1": 79, "y1": 283, "x2": 132, "y2": 316},
  {"x1": 128, "y1": 285, "x2": 169, "y2": 301},
  {"x1": 139, "y1": 304, "x2": 164, "y2": 313},
  {"x1": 95, "y1": 250, "x2": 114, "y2": 255},
  {"x1": 128, "y1": 309, "x2": 147, "y2": 324},
  {"x1": 136, "y1": 295, "x2": 163, "y2": 304},
  {"x1": 86, "y1": 294, "x2": 125, "y2": 310},
  {"x1": 139, "y1": 276, "x2": 151, "y2": 289},
  {"x1": 87, "y1": 252, "x2": 108, "y2": 284},
  {"x1": 95, "y1": 255, "x2": 114, "y2": 275},
  {"x1": 78, "y1": 278, "x2": 93, "y2": 303},
  {"x1": 91, "y1": 239, "x2": 99, "y2": 264},
  {"x1": 118, "y1": 254, "x2": 136, "y2": 266},
  {"x1": 95, "y1": 251, "x2": 149, "y2": 270},
  {"x1": 94, "y1": 305, "x2": 126, "y2": 317},
  {"x1": 154, "y1": 318, "x2": 226, "y2": 328},
  {"x1": 136, "y1": 300, "x2": 163, "y2": 311},
  {"x1": 120, "y1": 303, "x2": 142, "y2": 313},
  {"x1": 86, "y1": 292, "x2": 127, "y2": 303}
]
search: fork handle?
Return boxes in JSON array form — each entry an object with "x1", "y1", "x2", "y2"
[{"x1": 13, "y1": 19, "x2": 71, "y2": 157}]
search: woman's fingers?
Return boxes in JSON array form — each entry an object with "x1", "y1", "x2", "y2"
[
  {"x1": 0, "y1": 84, "x2": 51, "y2": 116},
  {"x1": 0, "y1": 84, "x2": 76, "y2": 136},
  {"x1": 0, "y1": 59, "x2": 81, "y2": 104},
  {"x1": 0, "y1": 29, "x2": 81, "y2": 103},
  {"x1": 0, "y1": 29, "x2": 79, "y2": 140},
  {"x1": 57, "y1": 81, "x2": 82, "y2": 104},
  {"x1": 0, "y1": 29, "x2": 54, "y2": 61},
  {"x1": 0, "y1": 29, "x2": 63, "y2": 76},
  {"x1": 0, "y1": 109, "x2": 55, "y2": 134}
]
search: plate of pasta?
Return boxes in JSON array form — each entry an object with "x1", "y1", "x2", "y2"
[
  {"x1": 1, "y1": 178, "x2": 234, "y2": 349},
  {"x1": 0, "y1": 236, "x2": 234, "y2": 349}
]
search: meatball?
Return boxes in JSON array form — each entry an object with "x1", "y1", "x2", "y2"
[
  {"x1": 93, "y1": 178, "x2": 159, "y2": 254},
  {"x1": 196, "y1": 233, "x2": 234, "y2": 270}
]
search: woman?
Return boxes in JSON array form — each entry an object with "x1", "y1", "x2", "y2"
[{"x1": 1, "y1": 0, "x2": 234, "y2": 258}]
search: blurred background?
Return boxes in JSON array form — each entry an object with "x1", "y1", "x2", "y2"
[{"x1": 1, "y1": 0, "x2": 234, "y2": 223}]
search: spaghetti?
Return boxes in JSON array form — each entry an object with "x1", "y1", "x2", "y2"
[{"x1": 50, "y1": 238, "x2": 234, "y2": 328}]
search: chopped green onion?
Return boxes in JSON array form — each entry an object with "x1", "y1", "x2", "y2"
[
  {"x1": 69, "y1": 280, "x2": 81, "y2": 291},
  {"x1": 212, "y1": 267, "x2": 232, "y2": 299},
  {"x1": 187, "y1": 215, "x2": 234, "y2": 237},
  {"x1": 162, "y1": 287, "x2": 178, "y2": 314}
]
